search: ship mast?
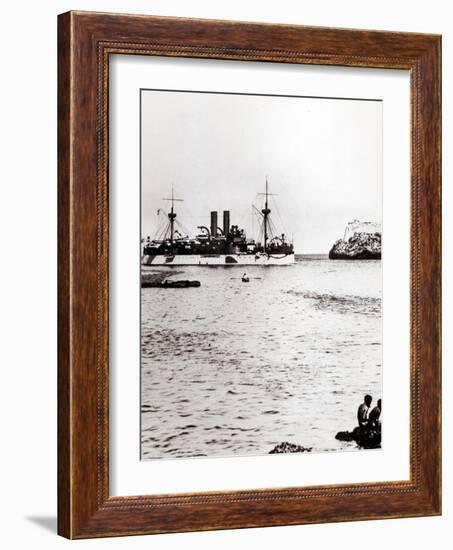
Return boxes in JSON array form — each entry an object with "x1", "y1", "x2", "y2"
[
  {"x1": 163, "y1": 188, "x2": 183, "y2": 246},
  {"x1": 259, "y1": 177, "x2": 276, "y2": 252}
]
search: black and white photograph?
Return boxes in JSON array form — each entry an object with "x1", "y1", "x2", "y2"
[{"x1": 140, "y1": 88, "x2": 383, "y2": 460}]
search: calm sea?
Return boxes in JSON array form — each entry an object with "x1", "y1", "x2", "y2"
[{"x1": 141, "y1": 255, "x2": 382, "y2": 459}]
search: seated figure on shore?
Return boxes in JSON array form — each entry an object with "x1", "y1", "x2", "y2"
[
  {"x1": 354, "y1": 395, "x2": 381, "y2": 448},
  {"x1": 357, "y1": 394, "x2": 372, "y2": 429},
  {"x1": 368, "y1": 398, "x2": 382, "y2": 430},
  {"x1": 336, "y1": 394, "x2": 382, "y2": 448}
]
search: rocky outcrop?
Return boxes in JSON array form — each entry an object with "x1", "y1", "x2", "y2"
[
  {"x1": 269, "y1": 442, "x2": 312, "y2": 454},
  {"x1": 329, "y1": 232, "x2": 381, "y2": 260},
  {"x1": 335, "y1": 426, "x2": 381, "y2": 449}
]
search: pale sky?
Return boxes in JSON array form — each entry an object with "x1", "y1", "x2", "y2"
[{"x1": 141, "y1": 89, "x2": 382, "y2": 254}]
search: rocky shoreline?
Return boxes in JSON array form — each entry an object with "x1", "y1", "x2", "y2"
[
  {"x1": 329, "y1": 232, "x2": 381, "y2": 260},
  {"x1": 269, "y1": 442, "x2": 312, "y2": 454}
]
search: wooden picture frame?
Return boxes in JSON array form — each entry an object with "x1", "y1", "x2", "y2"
[{"x1": 58, "y1": 11, "x2": 441, "y2": 539}]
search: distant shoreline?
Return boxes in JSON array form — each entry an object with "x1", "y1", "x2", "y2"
[
  {"x1": 295, "y1": 253, "x2": 381, "y2": 260},
  {"x1": 295, "y1": 253, "x2": 328, "y2": 260}
]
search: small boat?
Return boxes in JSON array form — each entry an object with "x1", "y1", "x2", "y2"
[
  {"x1": 241, "y1": 273, "x2": 250, "y2": 283},
  {"x1": 142, "y1": 280, "x2": 201, "y2": 288}
]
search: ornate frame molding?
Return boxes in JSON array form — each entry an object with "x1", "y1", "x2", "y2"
[{"x1": 58, "y1": 11, "x2": 441, "y2": 538}]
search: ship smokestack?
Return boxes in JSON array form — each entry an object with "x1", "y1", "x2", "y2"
[
  {"x1": 210, "y1": 211, "x2": 218, "y2": 238},
  {"x1": 223, "y1": 210, "x2": 230, "y2": 237}
]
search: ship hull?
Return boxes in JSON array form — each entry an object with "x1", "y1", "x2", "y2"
[{"x1": 142, "y1": 253, "x2": 295, "y2": 266}]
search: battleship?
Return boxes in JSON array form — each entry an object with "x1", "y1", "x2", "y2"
[{"x1": 142, "y1": 180, "x2": 295, "y2": 266}]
